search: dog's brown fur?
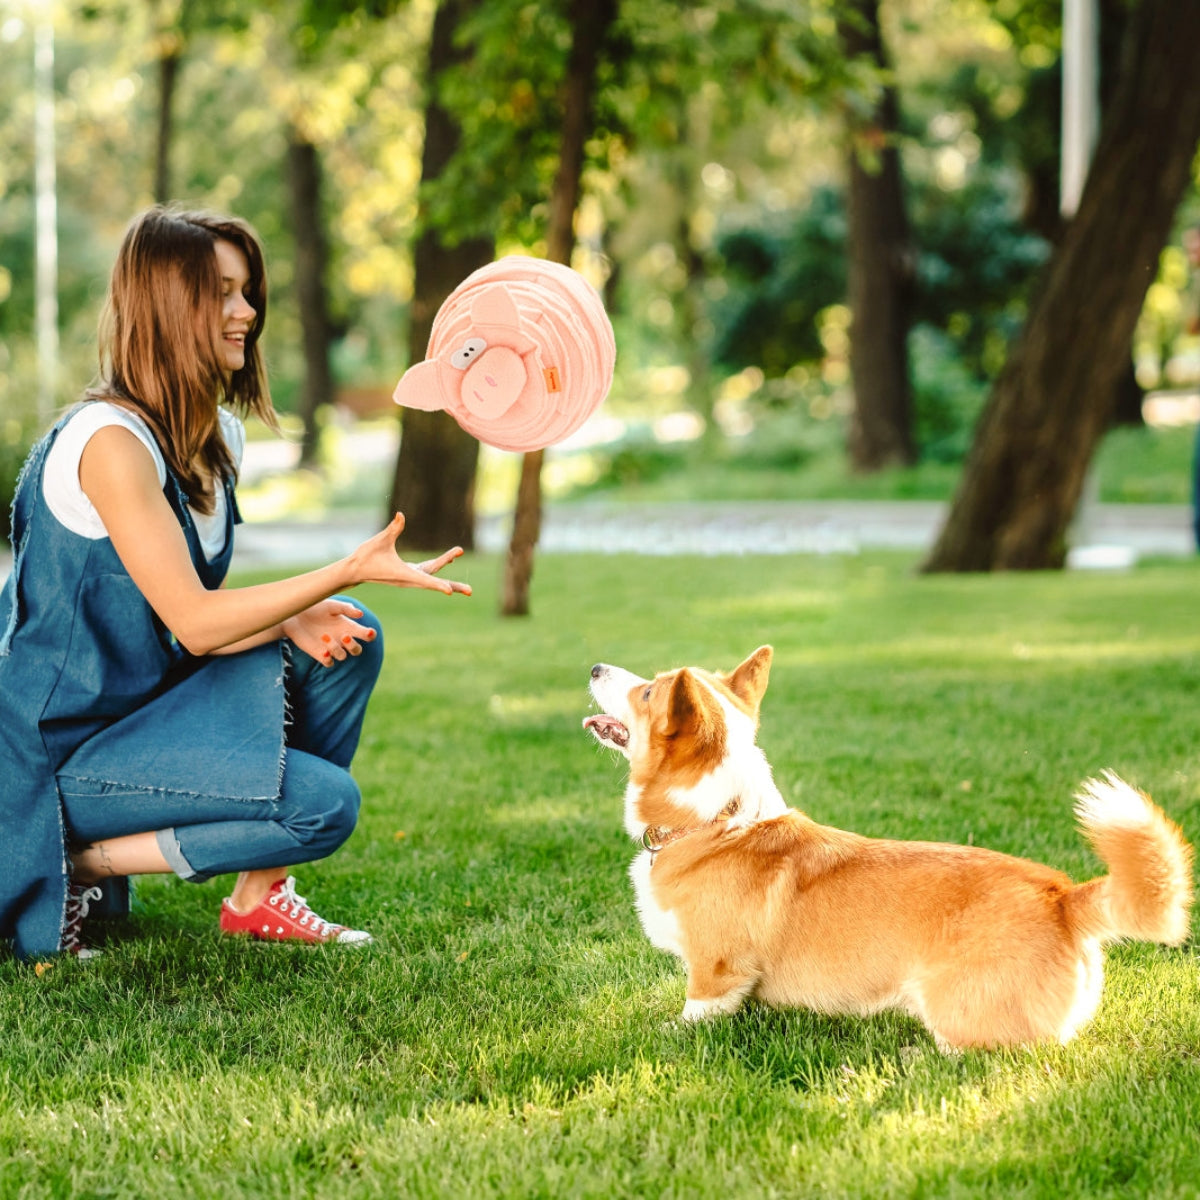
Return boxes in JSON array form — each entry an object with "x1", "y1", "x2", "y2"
[{"x1": 585, "y1": 646, "x2": 1193, "y2": 1050}]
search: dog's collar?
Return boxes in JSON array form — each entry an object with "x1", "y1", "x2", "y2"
[{"x1": 640, "y1": 798, "x2": 741, "y2": 864}]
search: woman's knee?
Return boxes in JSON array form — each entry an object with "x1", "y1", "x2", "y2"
[
  {"x1": 284, "y1": 600, "x2": 383, "y2": 765},
  {"x1": 321, "y1": 773, "x2": 361, "y2": 853},
  {"x1": 278, "y1": 750, "x2": 362, "y2": 856}
]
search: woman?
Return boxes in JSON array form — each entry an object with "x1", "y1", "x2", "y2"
[{"x1": 0, "y1": 206, "x2": 470, "y2": 960}]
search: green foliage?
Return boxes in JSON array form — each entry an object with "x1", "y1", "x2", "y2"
[
  {"x1": 712, "y1": 187, "x2": 848, "y2": 372},
  {"x1": 711, "y1": 177, "x2": 1047, "y2": 395},
  {"x1": 708, "y1": 29, "x2": 1054, "y2": 466},
  {"x1": 3, "y1": 552, "x2": 1200, "y2": 1195},
  {"x1": 428, "y1": 0, "x2": 848, "y2": 250},
  {"x1": 908, "y1": 172, "x2": 1049, "y2": 380},
  {"x1": 729, "y1": 404, "x2": 841, "y2": 471},
  {"x1": 0, "y1": 0, "x2": 435, "y2": 420},
  {"x1": 570, "y1": 420, "x2": 962, "y2": 504},
  {"x1": 606, "y1": 0, "x2": 853, "y2": 134},
  {"x1": 908, "y1": 324, "x2": 988, "y2": 464},
  {"x1": 701, "y1": 2, "x2": 1068, "y2": 466},
  {"x1": 429, "y1": 0, "x2": 573, "y2": 247},
  {"x1": 586, "y1": 434, "x2": 691, "y2": 489},
  {"x1": 297, "y1": 0, "x2": 406, "y2": 30},
  {"x1": 1, "y1": 0, "x2": 1192, "y2": 530},
  {"x1": 709, "y1": 167, "x2": 1045, "y2": 465}
]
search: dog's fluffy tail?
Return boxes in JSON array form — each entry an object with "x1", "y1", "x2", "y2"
[{"x1": 1067, "y1": 771, "x2": 1193, "y2": 945}]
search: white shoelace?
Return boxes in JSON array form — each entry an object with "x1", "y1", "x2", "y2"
[
  {"x1": 267, "y1": 875, "x2": 337, "y2": 937},
  {"x1": 63, "y1": 883, "x2": 103, "y2": 954}
]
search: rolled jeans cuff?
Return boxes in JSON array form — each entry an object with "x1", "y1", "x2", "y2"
[{"x1": 155, "y1": 827, "x2": 211, "y2": 883}]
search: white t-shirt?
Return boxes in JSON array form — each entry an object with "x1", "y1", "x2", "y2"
[{"x1": 43, "y1": 402, "x2": 245, "y2": 562}]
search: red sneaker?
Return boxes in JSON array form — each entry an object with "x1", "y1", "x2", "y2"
[{"x1": 219, "y1": 876, "x2": 372, "y2": 946}]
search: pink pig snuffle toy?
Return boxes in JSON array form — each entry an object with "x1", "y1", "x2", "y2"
[{"x1": 392, "y1": 255, "x2": 616, "y2": 453}]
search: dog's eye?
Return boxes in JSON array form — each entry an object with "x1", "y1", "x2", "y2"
[{"x1": 642, "y1": 686, "x2": 652, "y2": 701}]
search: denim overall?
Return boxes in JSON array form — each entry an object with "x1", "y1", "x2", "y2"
[{"x1": 0, "y1": 410, "x2": 376, "y2": 960}]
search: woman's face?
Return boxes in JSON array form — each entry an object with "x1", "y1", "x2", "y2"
[{"x1": 214, "y1": 238, "x2": 257, "y2": 374}]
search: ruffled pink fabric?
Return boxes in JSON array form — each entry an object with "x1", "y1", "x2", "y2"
[{"x1": 393, "y1": 256, "x2": 616, "y2": 452}]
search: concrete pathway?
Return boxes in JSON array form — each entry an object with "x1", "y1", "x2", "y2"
[{"x1": 228, "y1": 498, "x2": 1195, "y2": 569}]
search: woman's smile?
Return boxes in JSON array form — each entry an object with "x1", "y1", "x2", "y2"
[{"x1": 215, "y1": 238, "x2": 256, "y2": 373}]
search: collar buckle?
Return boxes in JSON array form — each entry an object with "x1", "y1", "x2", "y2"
[{"x1": 639, "y1": 798, "x2": 741, "y2": 866}]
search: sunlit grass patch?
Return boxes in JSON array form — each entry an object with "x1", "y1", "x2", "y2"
[{"x1": 3, "y1": 551, "x2": 1200, "y2": 1196}]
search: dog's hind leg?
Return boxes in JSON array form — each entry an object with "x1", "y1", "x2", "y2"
[
  {"x1": 1054, "y1": 940, "x2": 1105, "y2": 1044},
  {"x1": 681, "y1": 959, "x2": 756, "y2": 1021},
  {"x1": 911, "y1": 946, "x2": 1089, "y2": 1050}
]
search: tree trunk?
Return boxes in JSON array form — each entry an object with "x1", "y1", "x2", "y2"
[
  {"x1": 1100, "y1": 0, "x2": 1143, "y2": 429},
  {"x1": 387, "y1": 0, "x2": 492, "y2": 551},
  {"x1": 390, "y1": 230, "x2": 493, "y2": 550},
  {"x1": 1017, "y1": 0, "x2": 1144, "y2": 428},
  {"x1": 1111, "y1": 361, "x2": 1144, "y2": 427},
  {"x1": 154, "y1": 47, "x2": 180, "y2": 203},
  {"x1": 150, "y1": 0, "x2": 187, "y2": 204},
  {"x1": 500, "y1": 0, "x2": 615, "y2": 616},
  {"x1": 924, "y1": 1, "x2": 1200, "y2": 572},
  {"x1": 501, "y1": 448, "x2": 545, "y2": 615},
  {"x1": 840, "y1": 0, "x2": 916, "y2": 471},
  {"x1": 287, "y1": 131, "x2": 336, "y2": 469}
]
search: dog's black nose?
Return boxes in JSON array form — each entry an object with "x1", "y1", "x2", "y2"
[{"x1": 591, "y1": 664, "x2": 604, "y2": 679}]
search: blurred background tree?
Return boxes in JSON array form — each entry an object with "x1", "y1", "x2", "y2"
[
  {"x1": 1, "y1": 0, "x2": 1198, "y2": 578},
  {"x1": 924, "y1": 0, "x2": 1200, "y2": 571},
  {"x1": 386, "y1": 0, "x2": 493, "y2": 554}
]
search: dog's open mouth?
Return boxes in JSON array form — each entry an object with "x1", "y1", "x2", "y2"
[{"x1": 583, "y1": 714, "x2": 629, "y2": 749}]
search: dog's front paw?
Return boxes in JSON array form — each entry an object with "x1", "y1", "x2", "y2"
[
  {"x1": 681, "y1": 998, "x2": 726, "y2": 1022},
  {"x1": 682, "y1": 980, "x2": 754, "y2": 1022}
]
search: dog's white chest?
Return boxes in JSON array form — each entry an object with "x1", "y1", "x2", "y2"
[{"x1": 629, "y1": 852, "x2": 685, "y2": 958}]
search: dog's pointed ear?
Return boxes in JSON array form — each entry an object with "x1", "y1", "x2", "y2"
[
  {"x1": 725, "y1": 645, "x2": 773, "y2": 712},
  {"x1": 666, "y1": 669, "x2": 717, "y2": 740}
]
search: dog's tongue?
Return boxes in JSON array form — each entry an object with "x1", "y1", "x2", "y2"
[{"x1": 583, "y1": 714, "x2": 629, "y2": 748}]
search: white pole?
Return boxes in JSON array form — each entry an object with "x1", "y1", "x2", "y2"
[
  {"x1": 1061, "y1": 0, "x2": 1114, "y2": 563},
  {"x1": 34, "y1": 15, "x2": 59, "y2": 427},
  {"x1": 1061, "y1": 0, "x2": 1100, "y2": 217}
]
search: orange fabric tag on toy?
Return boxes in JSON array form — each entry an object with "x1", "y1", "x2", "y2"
[{"x1": 544, "y1": 366, "x2": 562, "y2": 393}]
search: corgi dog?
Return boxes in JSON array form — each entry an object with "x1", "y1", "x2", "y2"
[{"x1": 583, "y1": 646, "x2": 1193, "y2": 1051}]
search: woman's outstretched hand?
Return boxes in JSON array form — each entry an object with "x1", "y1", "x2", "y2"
[{"x1": 346, "y1": 513, "x2": 472, "y2": 596}]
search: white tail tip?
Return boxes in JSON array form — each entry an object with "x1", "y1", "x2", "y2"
[{"x1": 1074, "y1": 770, "x2": 1152, "y2": 829}]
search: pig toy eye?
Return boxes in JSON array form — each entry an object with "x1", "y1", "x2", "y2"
[{"x1": 450, "y1": 337, "x2": 488, "y2": 369}]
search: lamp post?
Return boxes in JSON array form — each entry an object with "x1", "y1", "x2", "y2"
[
  {"x1": 1061, "y1": 0, "x2": 1099, "y2": 218},
  {"x1": 1061, "y1": 0, "x2": 1125, "y2": 564},
  {"x1": 34, "y1": 14, "x2": 58, "y2": 428}
]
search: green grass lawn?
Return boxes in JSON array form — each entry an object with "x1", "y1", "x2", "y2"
[{"x1": 4, "y1": 551, "x2": 1200, "y2": 1198}]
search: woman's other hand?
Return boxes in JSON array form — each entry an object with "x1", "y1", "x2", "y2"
[{"x1": 282, "y1": 599, "x2": 378, "y2": 666}]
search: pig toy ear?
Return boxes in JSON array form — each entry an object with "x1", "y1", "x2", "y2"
[
  {"x1": 392, "y1": 359, "x2": 448, "y2": 413},
  {"x1": 470, "y1": 286, "x2": 521, "y2": 329}
]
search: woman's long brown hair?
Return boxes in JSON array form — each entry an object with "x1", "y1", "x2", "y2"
[{"x1": 85, "y1": 206, "x2": 278, "y2": 513}]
